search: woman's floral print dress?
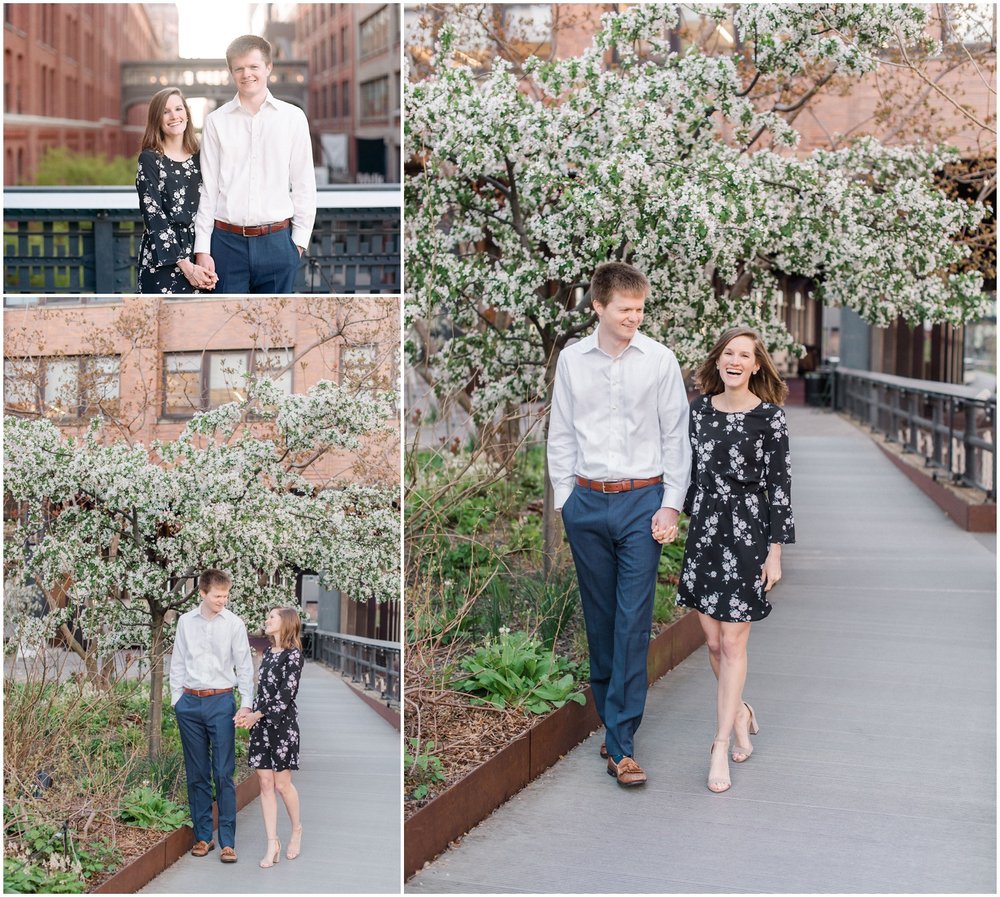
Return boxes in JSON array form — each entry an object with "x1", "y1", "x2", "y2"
[
  {"x1": 135, "y1": 149, "x2": 202, "y2": 294},
  {"x1": 677, "y1": 395, "x2": 795, "y2": 622},
  {"x1": 248, "y1": 647, "x2": 303, "y2": 771}
]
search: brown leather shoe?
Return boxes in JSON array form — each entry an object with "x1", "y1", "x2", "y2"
[
  {"x1": 599, "y1": 742, "x2": 608, "y2": 759},
  {"x1": 220, "y1": 846, "x2": 238, "y2": 863},
  {"x1": 607, "y1": 755, "x2": 647, "y2": 786},
  {"x1": 190, "y1": 840, "x2": 214, "y2": 857}
]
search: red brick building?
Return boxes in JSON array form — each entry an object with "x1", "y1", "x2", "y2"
[
  {"x1": 297, "y1": 3, "x2": 400, "y2": 184},
  {"x1": 3, "y1": 3, "x2": 170, "y2": 185}
]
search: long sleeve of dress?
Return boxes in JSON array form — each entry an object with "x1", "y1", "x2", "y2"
[
  {"x1": 255, "y1": 649, "x2": 303, "y2": 726},
  {"x1": 764, "y1": 408, "x2": 795, "y2": 544},
  {"x1": 136, "y1": 151, "x2": 185, "y2": 268}
]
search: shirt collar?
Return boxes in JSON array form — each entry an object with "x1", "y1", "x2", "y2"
[
  {"x1": 582, "y1": 325, "x2": 649, "y2": 357},
  {"x1": 221, "y1": 89, "x2": 277, "y2": 114}
]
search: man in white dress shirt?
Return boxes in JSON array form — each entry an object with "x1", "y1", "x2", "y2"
[
  {"x1": 194, "y1": 35, "x2": 317, "y2": 293},
  {"x1": 548, "y1": 262, "x2": 691, "y2": 786},
  {"x1": 170, "y1": 569, "x2": 254, "y2": 862}
]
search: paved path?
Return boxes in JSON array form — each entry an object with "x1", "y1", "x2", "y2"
[
  {"x1": 143, "y1": 661, "x2": 400, "y2": 894},
  {"x1": 407, "y1": 407, "x2": 996, "y2": 894}
]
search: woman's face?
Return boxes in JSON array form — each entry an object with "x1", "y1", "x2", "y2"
[
  {"x1": 264, "y1": 608, "x2": 281, "y2": 635},
  {"x1": 718, "y1": 335, "x2": 759, "y2": 391},
  {"x1": 160, "y1": 94, "x2": 187, "y2": 140}
]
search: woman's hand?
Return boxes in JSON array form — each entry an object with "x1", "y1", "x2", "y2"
[
  {"x1": 760, "y1": 544, "x2": 782, "y2": 592},
  {"x1": 234, "y1": 708, "x2": 263, "y2": 729}
]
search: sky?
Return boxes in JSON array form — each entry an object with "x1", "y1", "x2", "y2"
[{"x1": 175, "y1": 0, "x2": 255, "y2": 59}]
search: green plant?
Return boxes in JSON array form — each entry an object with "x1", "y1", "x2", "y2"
[
  {"x1": 519, "y1": 572, "x2": 580, "y2": 649},
  {"x1": 454, "y1": 630, "x2": 586, "y2": 714},
  {"x1": 404, "y1": 738, "x2": 446, "y2": 801},
  {"x1": 117, "y1": 786, "x2": 190, "y2": 831},
  {"x1": 653, "y1": 582, "x2": 678, "y2": 626},
  {"x1": 2, "y1": 812, "x2": 121, "y2": 894}
]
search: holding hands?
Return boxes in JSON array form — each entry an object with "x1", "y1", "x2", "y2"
[
  {"x1": 178, "y1": 257, "x2": 218, "y2": 291},
  {"x1": 234, "y1": 707, "x2": 264, "y2": 729},
  {"x1": 651, "y1": 507, "x2": 680, "y2": 544}
]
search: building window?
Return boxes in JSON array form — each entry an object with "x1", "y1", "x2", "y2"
[
  {"x1": 4, "y1": 356, "x2": 120, "y2": 418},
  {"x1": 163, "y1": 349, "x2": 293, "y2": 417},
  {"x1": 360, "y1": 76, "x2": 389, "y2": 120},
  {"x1": 340, "y1": 25, "x2": 348, "y2": 62},
  {"x1": 359, "y1": 6, "x2": 390, "y2": 58},
  {"x1": 329, "y1": 34, "x2": 336, "y2": 67},
  {"x1": 341, "y1": 80, "x2": 349, "y2": 117}
]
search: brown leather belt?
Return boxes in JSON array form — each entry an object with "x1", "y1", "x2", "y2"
[
  {"x1": 183, "y1": 687, "x2": 234, "y2": 697},
  {"x1": 214, "y1": 218, "x2": 291, "y2": 237},
  {"x1": 575, "y1": 476, "x2": 662, "y2": 494}
]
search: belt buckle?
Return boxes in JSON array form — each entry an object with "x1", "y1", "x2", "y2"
[
  {"x1": 241, "y1": 224, "x2": 254, "y2": 237},
  {"x1": 601, "y1": 481, "x2": 610, "y2": 494}
]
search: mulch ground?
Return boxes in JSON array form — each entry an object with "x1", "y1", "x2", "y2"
[{"x1": 82, "y1": 819, "x2": 167, "y2": 892}]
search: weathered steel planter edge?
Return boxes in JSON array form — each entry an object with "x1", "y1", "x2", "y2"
[
  {"x1": 92, "y1": 772, "x2": 262, "y2": 894},
  {"x1": 404, "y1": 609, "x2": 705, "y2": 879}
]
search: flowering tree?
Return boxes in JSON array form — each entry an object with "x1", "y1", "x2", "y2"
[
  {"x1": 405, "y1": 3, "x2": 991, "y2": 565},
  {"x1": 4, "y1": 377, "x2": 399, "y2": 756}
]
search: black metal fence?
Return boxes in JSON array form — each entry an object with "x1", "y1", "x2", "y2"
[
  {"x1": 3, "y1": 186, "x2": 400, "y2": 294},
  {"x1": 309, "y1": 629, "x2": 400, "y2": 706},
  {"x1": 834, "y1": 367, "x2": 996, "y2": 500}
]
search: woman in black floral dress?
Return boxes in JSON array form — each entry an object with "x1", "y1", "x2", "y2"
[
  {"x1": 674, "y1": 326, "x2": 795, "y2": 794},
  {"x1": 135, "y1": 87, "x2": 217, "y2": 293},
  {"x1": 243, "y1": 606, "x2": 304, "y2": 868}
]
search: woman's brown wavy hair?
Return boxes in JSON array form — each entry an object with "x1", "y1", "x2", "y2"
[
  {"x1": 694, "y1": 326, "x2": 788, "y2": 406},
  {"x1": 269, "y1": 606, "x2": 303, "y2": 652},
  {"x1": 141, "y1": 87, "x2": 199, "y2": 156}
]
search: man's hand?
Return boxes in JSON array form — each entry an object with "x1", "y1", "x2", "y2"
[
  {"x1": 194, "y1": 252, "x2": 216, "y2": 274},
  {"x1": 233, "y1": 708, "x2": 252, "y2": 728},
  {"x1": 651, "y1": 507, "x2": 680, "y2": 544}
]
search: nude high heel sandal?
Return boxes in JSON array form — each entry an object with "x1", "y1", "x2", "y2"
[
  {"x1": 708, "y1": 739, "x2": 731, "y2": 793},
  {"x1": 259, "y1": 838, "x2": 281, "y2": 868},
  {"x1": 732, "y1": 702, "x2": 759, "y2": 763}
]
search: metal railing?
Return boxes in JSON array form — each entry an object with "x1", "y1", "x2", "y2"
[
  {"x1": 835, "y1": 367, "x2": 996, "y2": 499},
  {"x1": 310, "y1": 629, "x2": 400, "y2": 706},
  {"x1": 3, "y1": 185, "x2": 400, "y2": 294}
]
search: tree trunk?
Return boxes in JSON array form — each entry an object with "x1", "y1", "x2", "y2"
[{"x1": 147, "y1": 603, "x2": 166, "y2": 760}]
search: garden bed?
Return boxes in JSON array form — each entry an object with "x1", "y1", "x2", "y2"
[
  {"x1": 91, "y1": 772, "x2": 261, "y2": 893},
  {"x1": 404, "y1": 609, "x2": 705, "y2": 878}
]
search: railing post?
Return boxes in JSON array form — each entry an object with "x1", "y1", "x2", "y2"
[
  {"x1": 962, "y1": 399, "x2": 978, "y2": 490},
  {"x1": 93, "y1": 212, "x2": 115, "y2": 294}
]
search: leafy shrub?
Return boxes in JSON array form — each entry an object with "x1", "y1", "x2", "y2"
[
  {"x1": 454, "y1": 630, "x2": 586, "y2": 714},
  {"x1": 403, "y1": 738, "x2": 446, "y2": 800},
  {"x1": 117, "y1": 786, "x2": 190, "y2": 831}
]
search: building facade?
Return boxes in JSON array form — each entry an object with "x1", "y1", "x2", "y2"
[
  {"x1": 297, "y1": 3, "x2": 400, "y2": 184},
  {"x1": 3, "y1": 3, "x2": 170, "y2": 184}
]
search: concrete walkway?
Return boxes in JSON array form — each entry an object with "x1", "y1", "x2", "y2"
[
  {"x1": 407, "y1": 407, "x2": 997, "y2": 894},
  {"x1": 143, "y1": 661, "x2": 400, "y2": 894}
]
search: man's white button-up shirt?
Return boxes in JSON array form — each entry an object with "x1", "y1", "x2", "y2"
[
  {"x1": 194, "y1": 90, "x2": 317, "y2": 253},
  {"x1": 547, "y1": 327, "x2": 691, "y2": 511},
  {"x1": 169, "y1": 605, "x2": 254, "y2": 709}
]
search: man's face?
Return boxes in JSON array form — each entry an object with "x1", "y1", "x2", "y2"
[
  {"x1": 230, "y1": 49, "x2": 272, "y2": 103},
  {"x1": 200, "y1": 585, "x2": 231, "y2": 616},
  {"x1": 594, "y1": 290, "x2": 646, "y2": 344}
]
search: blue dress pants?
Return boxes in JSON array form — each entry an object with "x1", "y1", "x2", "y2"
[
  {"x1": 174, "y1": 691, "x2": 237, "y2": 847},
  {"x1": 211, "y1": 226, "x2": 299, "y2": 293},
  {"x1": 561, "y1": 483, "x2": 663, "y2": 760}
]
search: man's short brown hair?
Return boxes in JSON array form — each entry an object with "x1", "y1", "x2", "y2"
[
  {"x1": 591, "y1": 262, "x2": 650, "y2": 308},
  {"x1": 198, "y1": 569, "x2": 232, "y2": 593},
  {"x1": 226, "y1": 35, "x2": 272, "y2": 69}
]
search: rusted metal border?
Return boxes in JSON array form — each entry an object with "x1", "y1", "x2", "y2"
[
  {"x1": 339, "y1": 674, "x2": 402, "y2": 731},
  {"x1": 93, "y1": 773, "x2": 262, "y2": 893},
  {"x1": 404, "y1": 610, "x2": 705, "y2": 878},
  {"x1": 875, "y1": 441, "x2": 996, "y2": 532}
]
